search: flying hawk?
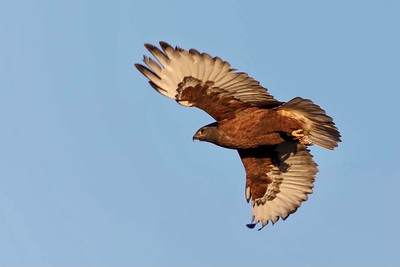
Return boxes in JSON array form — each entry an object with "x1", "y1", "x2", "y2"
[{"x1": 135, "y1": 42, "x2": 341, "y2": 230}]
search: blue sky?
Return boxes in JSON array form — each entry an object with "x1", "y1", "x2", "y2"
[{"x1": 1, "y1": 0, "x2": 399, "y2": 266}]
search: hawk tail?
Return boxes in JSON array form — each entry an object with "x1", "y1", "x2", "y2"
[{"x1": 280, "y1": 97, "x2": 341, "y2": 150}]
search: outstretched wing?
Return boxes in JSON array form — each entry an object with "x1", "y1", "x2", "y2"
[
  {"x1": 238, "y1": 142, "x2": 318, "y2": 230},
  {"x1": 135, "y1": 42, "x2": 280, "y2": 122}
]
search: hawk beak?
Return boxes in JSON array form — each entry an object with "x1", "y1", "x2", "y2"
[{"x1": 192, "y1": 132, "x2": 200, "y2": 142}]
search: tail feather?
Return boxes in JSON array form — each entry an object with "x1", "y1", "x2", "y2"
[{"x1": 279, "y1": 97, "x2": 341, "y2": 150}]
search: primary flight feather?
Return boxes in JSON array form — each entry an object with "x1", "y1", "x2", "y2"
[{"x1": 135, "y1": 42, "x2": 341, "y2": 230}]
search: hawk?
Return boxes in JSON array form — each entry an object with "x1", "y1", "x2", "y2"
[{"x1": 135, "y1": 42, "x2": 341, "y2": 230}]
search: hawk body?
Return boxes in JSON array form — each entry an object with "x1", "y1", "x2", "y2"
[
  {"x1": 194, "y1": 108, "x2": 302, "y2": 149},
  {"x1": 135, "y1": 42, "x2": 341, "y2": 230}
]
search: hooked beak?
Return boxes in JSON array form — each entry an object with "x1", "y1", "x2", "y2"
[
  {"x1": 192, "y1": 130, "x2": 203, "y2": 142},
  {"x1": 192, "y1": 133, "x2": 199, "y2": 142}
]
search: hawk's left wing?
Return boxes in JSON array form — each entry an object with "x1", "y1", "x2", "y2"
[
  {"x1": 135, "y1": 42, "x2": 281, "y2": 122},
  {"x1": 238, "y1": 142, "x2": 318, "y2": 230}
]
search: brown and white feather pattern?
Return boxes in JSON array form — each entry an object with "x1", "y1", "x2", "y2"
[
  {"x1": 135, "y1": 42, "x2": 278, "y2": 107},
  {"x1": 278, "y1": 97, "x2": 341, "y2": 150},
  {"x1": 239, "y1": 142, "x2": 318, "y2": 230},
  {"x1": 135, "y1": 42, "x2": 341, "y2": 230}
]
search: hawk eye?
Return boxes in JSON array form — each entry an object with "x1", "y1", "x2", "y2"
[{"x1": 200, "y1": 129, "x2": 205, "y2": 134}]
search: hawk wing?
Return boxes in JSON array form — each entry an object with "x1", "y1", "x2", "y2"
[
  {"x1": 238, "y1": 142, "x2": 318, "y2": 230},
  {"x1": 135, "y1": 42, "x2": 280, "y2": 122}
]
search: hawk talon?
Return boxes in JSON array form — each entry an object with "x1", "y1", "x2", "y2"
[
  {"x1": 292, "y1": 129, "x2": 314, "y2": 146},
  {"x1": 292, "y1": 129, "x2": 305, "y2": 138}
]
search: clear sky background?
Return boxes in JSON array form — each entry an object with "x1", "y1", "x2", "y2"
[{"x1": 1, "y1": 0, "x2": 399, "y2": 266}]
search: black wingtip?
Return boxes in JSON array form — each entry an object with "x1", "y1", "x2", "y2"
[
  {"x1": 246, "y1": 223, "x2": 256, "y2": 229},
  {"x1": 144, "y1": 43, "x2": 155, "y2": 50},
  {"x1": 134, "y1": 63, "x2": 146, "y2": 73},
  {"x1": 189, "y1": 48, "x2": 201, "y2": 55},
  {"x1": 159, "y1": 41, "x2": 172, "y2": 51},
  {"x1": 134, "y1": 63, "x2": 160, "y2": 79}
]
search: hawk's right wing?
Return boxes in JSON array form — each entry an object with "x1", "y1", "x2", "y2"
[{"x1": 238, "y1": 142, "x2": 318, "y2": 230}]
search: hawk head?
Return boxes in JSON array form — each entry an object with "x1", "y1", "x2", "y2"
[{"x1": 193, "y1": 122, "x2": 220, "y2": 144}]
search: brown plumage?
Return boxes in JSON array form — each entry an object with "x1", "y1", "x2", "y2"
[{"x1": 135, "y1": 42, "x2": 341, "y2": 230}]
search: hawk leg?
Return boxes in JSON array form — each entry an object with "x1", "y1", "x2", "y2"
[{"x1": 291, "y1": 129, "x2": 314, "y2": 146}]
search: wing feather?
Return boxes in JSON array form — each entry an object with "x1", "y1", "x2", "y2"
[
  {"x1": 135, "y1": 42, "x2": 279, "y2": 121},
  {"x1": 208, "y1": 57, "x2": 226, "y2": 81},
  {"x1": 238, "y1": 142, "x2": 318, "y2": 230}
]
